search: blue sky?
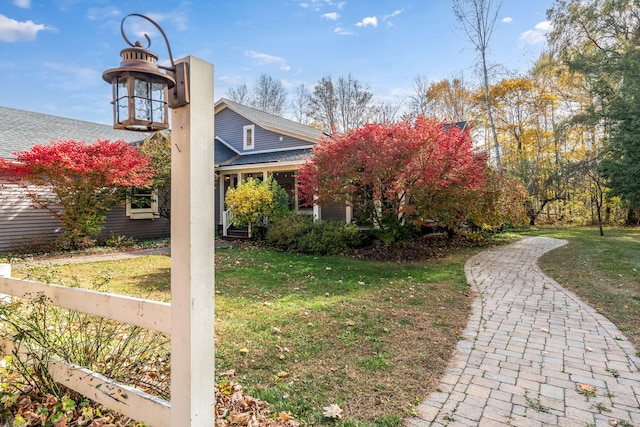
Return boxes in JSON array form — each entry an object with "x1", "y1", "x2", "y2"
[{"x1": 1, "y1": 0, "x2": 554, "y2": 125}]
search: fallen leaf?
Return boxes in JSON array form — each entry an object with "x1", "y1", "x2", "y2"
[
  {"x1": 279, "y1": 412, "x2": 295, "y2": 421},
  {"x1": 323, "y1": 403, "x2": 343, "y2": 419},
  {"x1": 578, "y1": 383, "x2": 596, "y2": 393}
]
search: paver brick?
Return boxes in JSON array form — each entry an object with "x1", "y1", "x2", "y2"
[{"x1": 406, "y1": 237, "x2": 640, "y2": 426}]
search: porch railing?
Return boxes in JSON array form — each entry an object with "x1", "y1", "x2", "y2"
[{"x1": 222, "y1": 209, "x2": 233, "y2": 237}]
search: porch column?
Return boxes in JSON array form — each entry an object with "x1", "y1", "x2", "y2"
[
  {"x1": 219, "y1": 174, "x2": 225, "y2": 231},
  {"x1": 313, "y1": 195, "x2": 320, "y2": 222}
]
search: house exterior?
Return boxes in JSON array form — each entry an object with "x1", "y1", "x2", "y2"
[
  {"x1": 0, "y1": 106, "x2": 170, "y2": 252},
  {"x1": 214, "y1": 98, "x2": 349, "y2": 235},
  {"x1": 0, "y1": 100, "x2": 352, "y2": 251}
]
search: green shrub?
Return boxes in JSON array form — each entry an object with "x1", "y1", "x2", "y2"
[
  {"x1": 266, "y1": 213, "x2": 363, "y2": 255},
  {"x1": 265, "y1": 212, "x2": 314, "y2": 250},
  {"x1": 100, "y1": 233, "x2": 136, "y2": 249}
]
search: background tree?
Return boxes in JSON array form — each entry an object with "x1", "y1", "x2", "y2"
[
  {"x1": 252, "y1": 73, "x2": 287, "y2": 115},
  {"x1": 599, "y1": 35, "x2": 640, "y2": 218},
  {"x1": 370, "y1": 99, "x2": 405, "y2": 125},
  {"x1": 453, "y1": 0, "x2": 503, "y2": 169},
  {"x1": 139, "y1": 131, "x2": 171, "y2": 220},
  {"x1": 290, "y1": 83, "x2": 312, "y2": 125},
  {"x1": 226, "y1": 74, "x2": 287, "y2": 115},
  {"x1": 297, "y1": 117, "x2": 486, "y2": 243},
  {"x1": 408, "y1": 74, "x2": 431, "y2": 118},
  {"x1": 426, "y1": 77, "x2": 472, "y2": 122},
  {"x1": 308, "y1": 74, "x2": 374, "y2": 133},
  {"x1": 547, "y1": 0, "x2": 640, "y2": 222},
  {"x1": 408, "y1": 75, "x2": 473, "y2": 122},
  {"x1": 226, "y1": 83, "x2": 251, "y2": 105},
  {"x1": 0, "y1": 139, "x2": 155, "y2": 248}
]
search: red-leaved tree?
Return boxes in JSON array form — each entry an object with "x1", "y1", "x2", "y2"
[
  {"x1": 297, "y1": 116, "x2": 486, "y2": 242},
  {"x1": 0, "y1": 139, "x2": 155, "y2": 248}
]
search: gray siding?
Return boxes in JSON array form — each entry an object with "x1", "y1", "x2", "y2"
[
  {"x1": 0, "y1": 183, "x2": 61, "y2": 251},
  {"x1": 102, "y1": 208, "x2": 169, "y2": 241},
  {"x1": 0, "y1": 182, "x2": 169, "y2": 252},
  {"x1": 216, "y1": 108, "x2": 313, "y2": 153}
]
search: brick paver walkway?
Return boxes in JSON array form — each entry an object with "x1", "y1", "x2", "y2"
[{"x1": 408, "y1": 236, "x2": 640, "y2": 427}]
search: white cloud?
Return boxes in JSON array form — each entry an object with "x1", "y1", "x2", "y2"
[
  {"x1": 356, "y1": 16, "x2": 377, "y2": 28},
  {"x1": 146, "y1": 11, "x2": 189, "y2": 31},
  {"x1": 334, "y1": 26, "x2": 353, "y2": 35},
  {"x1": 323, "y1": 12, "x2": 339, "y2": 20},
  {"x1": 0, "y1": 14, "x2": 47, "y2": 42},
  {"x1": 383, "y1": 9, "x2": 402, "y2": 20},
  {"x1": 87, "y1": 7, "x2": 121, "y2": 21},
  {"x1": 245, "y1": 50, "x2": 291, "y2": 71},
  {"x1": 43, "y1": 62, "x2": 98, "y2": 81},
  {"x1": 535, "y1": 21, "x2": 552, "y2": 31},
  {"x1": 502, "y1": 17, "x2": 512, "y2": 23},
  {"x1": 13, "y1": 0, "x2": 30, "y2": 8},
  {"x1": 519, "y1": 20, "x2": 552, "y2": 45},
  {"x1": 382, "y1": 9, "x2": 402, "y2": 27}
]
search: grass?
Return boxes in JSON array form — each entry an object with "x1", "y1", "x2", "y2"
[
  {"x1": 11, "y1": 242, "x2": 484, "y2": 426},
  {"x1": 524, "y1": 226, "x2": 640, "y2": 350}
]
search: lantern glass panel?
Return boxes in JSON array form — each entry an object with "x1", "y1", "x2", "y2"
[
  {"x1": 151, "y1": 82, "x2": 166, "y2": 124},
  {"x1": 115, "y1": 79, "x2": 129, "y2": 123},
  {"x1": 134, "y1": 78, "x2": 152, "y2": 122}
]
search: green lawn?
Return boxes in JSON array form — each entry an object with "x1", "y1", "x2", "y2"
[
  {"x1": 13, "y1": 241, "x2": 484, "y2": 426},
  {"x1": 10, "y1": 227, "x2": 640, "y2": 424},
  {"x1": 525, "y1": 227, "x2": 640, "y2": 352}
]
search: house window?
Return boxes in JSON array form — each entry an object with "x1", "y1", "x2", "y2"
[
  {"x1": 126, "y1": 188, "x2": 159, "y2": 219},
  {"x1": 243, "y1": 124, "x2": 255, "y2": 150}
]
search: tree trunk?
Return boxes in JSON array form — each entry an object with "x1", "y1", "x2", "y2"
[{"x1": 482, "y1": 49, "x2": 501, "y2": 170}]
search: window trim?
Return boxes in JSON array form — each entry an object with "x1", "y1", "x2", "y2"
[
  {"x1": 126, "y1": 188, "x2": 159, "y2": 220},
  {"x1": 243, "y1": 124, "x2": 255, "y2": 150}
]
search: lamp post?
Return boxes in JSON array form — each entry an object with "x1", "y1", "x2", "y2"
[{"x1": 103, "y1": 14, "x2": 215, "y2": 427}]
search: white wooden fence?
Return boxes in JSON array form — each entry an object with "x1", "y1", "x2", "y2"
[
  {"x1": 0, "y1": 274, "x2": 173, "y2": 427},
  {"x1": 0, "y1": 54, "x2": 216, "y2": 427}
]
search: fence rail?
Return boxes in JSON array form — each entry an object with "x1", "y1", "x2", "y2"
[{"x1": 0, "y1": 276, "x2": 172, "y2": 427}]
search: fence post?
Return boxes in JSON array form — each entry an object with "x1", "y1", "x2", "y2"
[
  {"x1": 170, "y1": 56, "x2": 215, "y2": 426},
  {"x1": 0, "y1": 264, "x2": 10, "y2": 278}
]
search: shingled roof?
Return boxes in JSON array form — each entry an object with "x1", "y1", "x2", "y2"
[
  {"x1": 214, "y1": 137, "x2": 312, "y2": 167},
  {"x1": 0, "y1": 106, "x2": 146, "y2": 159},
  {"x1": 215, "y1": 98, "x2": 324, "y2": 143}
]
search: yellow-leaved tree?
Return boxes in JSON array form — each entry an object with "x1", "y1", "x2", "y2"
[{"x1": 225, "y1": 176, "x2": 289, "y2": 237}]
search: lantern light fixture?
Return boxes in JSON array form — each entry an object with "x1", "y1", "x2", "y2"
[{"x1": 102, "y1": 13, "x2": 189, "y2": 131}]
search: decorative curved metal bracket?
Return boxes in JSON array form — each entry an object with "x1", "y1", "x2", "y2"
[{"x1": 120, "y1": 13, "x2": 189, "y2": 108}]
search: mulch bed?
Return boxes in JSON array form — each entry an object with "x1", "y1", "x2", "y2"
[{"x1": 349, "y1": 233, "x2": 491, "y2": 262}]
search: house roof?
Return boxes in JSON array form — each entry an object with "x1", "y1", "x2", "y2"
[
  {"x1": 214, "y1": 98, "x2": 323, "y2": 143},
  {"x1": 214, "y1": 137, "x2": 311, "y2": 168},
  {"x1": 0, "y1": 106, "x2": 146, "y2": 159}
]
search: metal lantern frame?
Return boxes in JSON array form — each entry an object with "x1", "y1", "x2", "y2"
[{"x1": 102, "y1": 14, "x2": 189, "y2": 131}]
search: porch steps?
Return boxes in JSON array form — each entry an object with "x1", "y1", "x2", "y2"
[{"x1": 222, "y1": 228, "x2": 250, "y2": 240}]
